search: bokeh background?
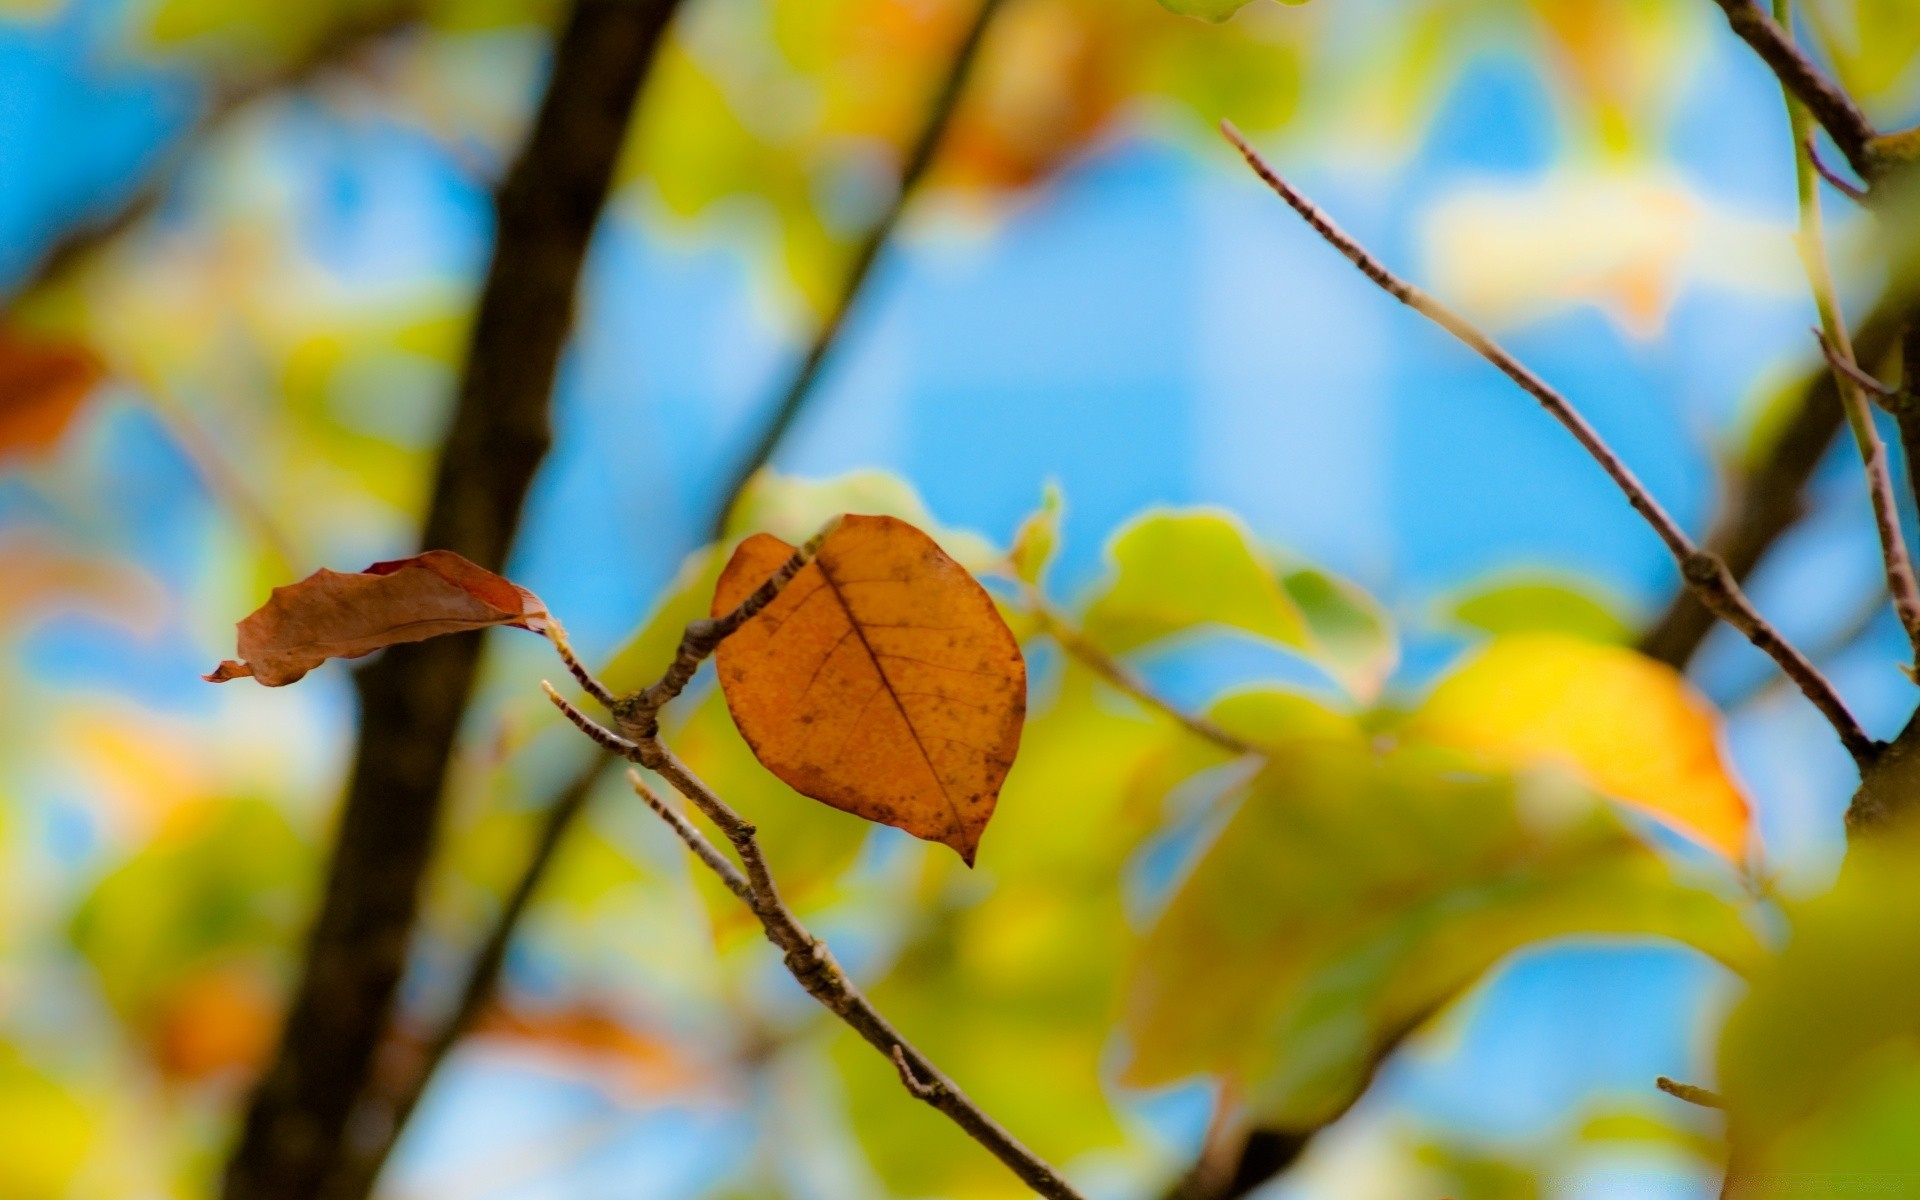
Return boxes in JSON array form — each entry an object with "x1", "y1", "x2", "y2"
[{"x1": 4, "y1": 0, "x2": 1920, "y2": 1196}]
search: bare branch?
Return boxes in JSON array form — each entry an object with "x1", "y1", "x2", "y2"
[
  {"x1": 1725, "y1": 581, "x2": 1888, "y2": 712},
  {"x1": 569, "y1": 716, "x2": 1089, "y2": 1198},
  {"x1": 1703, "y1": 0, "x2": 1879, "y2": 180},
  {"x1": 330, "y1": 750, "x2": 607, "y2": 1196},
  {"x1": 1220, "y1": 121, "x2": 1877, "y2": 766},
  {"x1": 626, "y1": 770, "x2": 752, "y2": 901},
  {"x1": 1657, "y1": 1075, "x2": 1727, "y2": 1108},
  {"x1": 705, "y1": 0, "x2": 1008, "y2": 539}
]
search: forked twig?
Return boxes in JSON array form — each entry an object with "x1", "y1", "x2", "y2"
[
  {"x1": 1817, "y1": 329, "x2": 1899, "y2": 403},
  {"x1": 1805, "y1": 136, "x2": 1870, "y2": 204},
  {"x1": 1772, "y1": 0, "x2": 1920, "y2": 667},
  {"x1": 1219, "y1": 121, "x2": 1877, "y2": 766},
  {"x1": 1702, "y1": 0, "x2": 1880, "y2": 181},
  {"x1": 536, "y1": 537, "x2": 1087, "y2": 1200}
]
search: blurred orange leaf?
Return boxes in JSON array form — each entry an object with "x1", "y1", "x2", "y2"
[
  {"x1": 1408, "y1": 633, "x2": 1751, "y2": 861},
  {"x1": 0, "y1": 325, "x2": 102, "y2": 462},
  {"x1": 713, "y1": 514, "x2": 1026, "y2": 864},
  {"x1": 473, "y1": 1003, "x2": 701, "y2": 1096},
  {"x1": 150, "y1": 964, "x2": 278, "y2": 1083},
  {"x1": 205, "y1": 550, "x2": 550, "y2": 686}
]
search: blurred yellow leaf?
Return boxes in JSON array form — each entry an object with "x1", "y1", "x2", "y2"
[
  {"x1": 0, "y1": 1047, "x2": 97, "y2": 1200},
  {"x1": 1123, "y1": 740, "x2": 1761, "y2": 1129},
  {"x1": 1409, "y1": 633, "x2": 1751, "y2": 861}
]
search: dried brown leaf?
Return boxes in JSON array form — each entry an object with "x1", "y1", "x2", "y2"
[
  {"x1": 712, "y1": 514, "x2": 1026, "y2": 864},
  {"x1": 205, "y1": 550, "x2": 549, "y2": 686}
]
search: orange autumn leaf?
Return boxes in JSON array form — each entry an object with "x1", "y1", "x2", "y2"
[
  {"x1": 204, "y1": 550, "x2": 550, "y2": 686},
  {"x1": 1409, "y1": 632, "x2": 1751, "y2": 861},
  {"x1": 0, "y1": 325, "x2": 103, "y2": 461},
  {"x1": 712, "y1": 514, "x2": 1026, "y2": 864}
]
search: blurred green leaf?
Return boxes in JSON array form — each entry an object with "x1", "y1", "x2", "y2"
[
  {"x1": 1008, "y1": 482, "x2": 1063, "y2": 587},
  {"x1": 1280, "y1": 562, "x2": 1397, "y2": 699},
  {"x1": 1080, "y1": 508, "x2": 1310, "y2": 655},
  {"x1": 1157, "y1": 0, "x2": 1265, "y2": 23},
  {"x1": 1123, "y1": 739, "x2": 1762, "y2": 1129},
  {"x1": 1719, "y1": 827, "x2": 1920, "y2": 1189},
  {"x1": 1414, "y1": 1137, "x2": 1543, "y2": 1200},
  {"x1": 71, "y1": 799, "x2": 307, "y2": 1026},
  {"x1": 1444, "y1": 573, "x2": 1635, "y2": 644}
]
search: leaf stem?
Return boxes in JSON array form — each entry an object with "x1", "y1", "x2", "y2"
[
  {"x1": 1219, "y1": 121, "x2": 1877, "y2": 767},
  {"x1": 1026, "y1": 595, "x2": 1257, "y2": 757}
]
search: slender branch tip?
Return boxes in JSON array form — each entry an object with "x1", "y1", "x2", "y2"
[{"x1": 1656, "y1": 1076, "x2": 1726, "y2": 1109}]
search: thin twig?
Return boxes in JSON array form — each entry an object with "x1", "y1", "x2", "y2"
[
  {"x1": 544, "y1": 697, "x2": 1087, "y2": 1199},
  {"x1": 626, "y1": 770, "x2": 752, "y2": 901},
  {"x1": 546, "y1": 618, "x2": 619, "y2": 709},
  {"x1": 1638, "y1": 299, "x2": 1912, "y2": 670},
  {"x1": 533, "y1": 548, "x2": 1088, "y2": 1200},
  {"x1": 705, "y1": 0, "x2": 1008, "y2": 539},
  {"x1": 1818, "y1": 329, "x2": 1899, "y2": 402},
  {"x1": 141, "y1": 382, "x2": 301, "y2": 577},
  {"x1": 1773, "y1": 0, "x2": 1920, "y2": 666},
  {"x1": 1703, "y1": 0, "x2": 1879, "y2": 181},
  {"x1": 1656, "y1": 1076, "x2": 1727, "y2": 1109},
  {"x1": 1806, "y1": 136, "x2": 1870, "y2": 204},
  {"x1": 1027, "y1": 599, "x2": 1256, "y2": 757},
  {"x1": 1725, "y1": 580, "x2": 1888, "y2": 711},
  {"x1": 1220, "y1": 121, "x2": 1877, "y2": 766},
  {"x1": 610, "y1": 520, "x2": 836, "y2": 738}
]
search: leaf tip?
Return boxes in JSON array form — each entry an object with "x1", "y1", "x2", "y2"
[{"x1": 202, "y1": 660, "x2": 254, "y2": 684}]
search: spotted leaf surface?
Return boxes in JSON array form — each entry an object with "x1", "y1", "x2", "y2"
[{"x1": 713, "y1": 515, "x2": 1026, "y2": 864}]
